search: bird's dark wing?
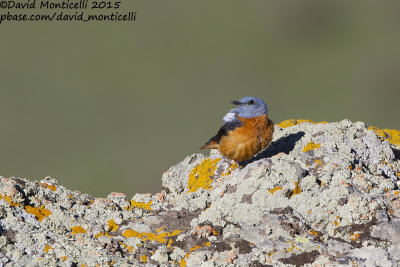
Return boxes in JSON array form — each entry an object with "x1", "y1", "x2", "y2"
[{"x1": 201, "y1": 119, "x2": 243, "y2": 149}]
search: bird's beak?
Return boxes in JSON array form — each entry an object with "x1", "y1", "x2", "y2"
[{"x1": 231, "y1": 100, "x2": 243, "y2": 106}]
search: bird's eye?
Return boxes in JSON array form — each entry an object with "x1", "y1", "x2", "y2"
[{"x1": 248, "y1": 100, "x2": 254, "y2": 105}]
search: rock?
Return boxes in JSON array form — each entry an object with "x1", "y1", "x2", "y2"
[{"x1": 0, "y1": 119, "x2": 400, "y2": 266}]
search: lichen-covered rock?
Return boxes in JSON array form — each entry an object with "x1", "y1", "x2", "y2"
[{"x1": 0, "y1": 119, "x2": 400, "y2": 266}]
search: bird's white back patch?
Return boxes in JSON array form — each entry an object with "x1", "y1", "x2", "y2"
[{"x1": 223, "y1": 112, "x2": 236, "y2": 122}]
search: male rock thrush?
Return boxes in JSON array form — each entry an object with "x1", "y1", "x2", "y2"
[{"x1": 201, "y1": 96, "x2": 274, "y2": 162}]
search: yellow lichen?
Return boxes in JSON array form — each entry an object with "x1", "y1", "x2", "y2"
[
  {"x1": 368, "y1": 126, "x2": 400, "y2": 148},
  {"x1": 286, "y1": 242, "x2": 296, "y2": 252},
  {"x1": 291, "y1": 182, "x2": 301, "y2": 197},
  {"x1": 39, "y1": 183, "x2": 56, "y2": 191},
  {"x1": 140, "y1": 255, "x2": 148, "y2": 263},
  {"x1": 295, "y1": 237, "x2": 309, "y2": 243},
  {"x1": 120, "y1": 242, "x2": 134, "y2": 253},
  {"x1": 277, "y1": 119, "x2": 327, "y2": 128},
  {"x1": 71, "y1": 226, "x2": 87, "y2": 235},
  {"x1": 303, "y1": 141, "x2": 321, "y2": 152},
  {"x1": 24, "y1": 205, "x2": 51, "y2": 221},
  {"x1": 44, "y1": 244, "x2": 52, "y2": 253},
  {"x1": 269, "y1": 186, "x2": 283, "y2": 195},
  {"x1": 127, "y1": 200, "x2": 153, "y2": 211},
  {"x1": 94, "y1": 232, "x2": 104, "y2": 238},
  {"x1": 107, "y1": 219, "x2": 119, "y2": 232},
  {"x1": 221, "y1": 162, "x2": 239, "y2": 177},
  {"x1": 122, "y1": 229, "x2": 182, "y2": 243},
  {"x1": 314, "y1": 159, "x2": 322, "y2": 166},
  {"x1": 187, "y1": 158, "x2": 221, "y2": 193}
]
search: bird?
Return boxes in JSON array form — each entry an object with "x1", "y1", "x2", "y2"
[{"x1": 201, "y1": 96, "x2": 274, "y2": 162}]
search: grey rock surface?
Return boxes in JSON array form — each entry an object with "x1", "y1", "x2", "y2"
[{"x1": 0, "y1": 119, "x2": 400, "y2": 266}]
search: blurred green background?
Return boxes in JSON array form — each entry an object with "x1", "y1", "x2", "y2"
[{"x1": 0, "y1": 0, "x2": 399, "y2": 197}]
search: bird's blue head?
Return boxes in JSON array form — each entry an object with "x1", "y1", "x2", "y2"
[{"x1": 231, "y1": 96, "x2": 268, "y2": 118}]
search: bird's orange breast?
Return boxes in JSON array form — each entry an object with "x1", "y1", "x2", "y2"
[{"x1": 217, "y1": 114, "x2": 274, "y2": 162}]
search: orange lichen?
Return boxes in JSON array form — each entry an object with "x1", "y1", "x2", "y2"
[
  {"x1": 368, "y1": 126, "x2": 400, "y2": 148},
  {"x1": 71, "y1": 226, "x2": 87, "y2": 235},
  {"x1": 140, "y1": 255, "x2": 148, "y2": 263},
  {"x1": 269, "y1": 186, "x2": 283, "y2": 195},
  {"x1": 24, "y1": 205, "x2": 51, "y2": 221},
  {"x1": 0, "y1": 193, "x2": 20, "y2": 207},
  {"x1": 350, "y1": 233, "x2": 360, "y2": 241},
  {"x1": 94, "y1": 231, "x2": 113, "y2": 238},
  {"x1": 180, "y1": 242, "x2": 211, "y2": 267},
  {"x1": 127, "y1": 200, "x2": 153, "y2": 211},
  {"x1": 61, "y1": 256, "x2": 67, "y2": 261},
  {"x1": 180, "y1": 258, "x2": 187, "y2": 267},
  {"x1": 303, "y1": 141, "x2": 321, "y2": 153},
  {"x1": 122, "y1": 229, "x2": 182, "y2": 243},
  {"x1": 334, "y1": 216, "x2": 341, "y2": 227},
  {"x1": 221, "y1": 162, "x2": 239, "y2": 177},
  {"x1": 277, "y1": 119, "x2": 327, "y2": 128},
  {"x1": 44, "y1": 244, "x2": 52, "y2": 253},
  {"x1": 107, "y1": 219, "x2": 119, "y2": 232},
  {"x1": 309, "y1": 230, "x2": 319, "y2": 237},
  {"x1": 291, "y1": 182, "x2": 301, "y2": 197},
  {"x1": 39, "y1": 183, "x2": 56, "y2": 191},
  {"x1": 187, "y1": 158, "x2": 221, "y2": 193},
  {"x1": 167, "y1": 239, "x2": 174, "y2": 247}
]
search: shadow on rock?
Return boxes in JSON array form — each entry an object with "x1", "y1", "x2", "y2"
[
  {"x1": 241, "y1": 131, "x2": 305, "y2": 166},
  {"x1": 394, "y1": 148, "x2": 400, "y2": 160}
]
